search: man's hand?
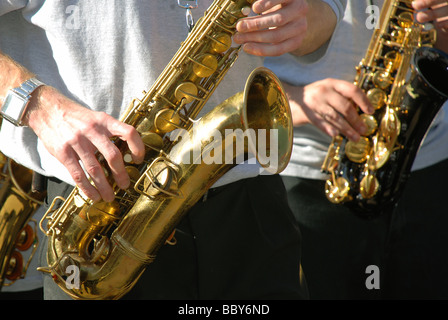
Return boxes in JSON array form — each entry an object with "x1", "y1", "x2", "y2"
[
  {"x1": 412, "y1": 0, "x2": 448, "y2": 52},
  {"x1": 412, "y1": 0, "x2": 448, "y2": 29},
  {"x1": 25, "y1": 86, "x2": 145, "y2": 203},
  {"x1": 283, "y1": 79, "x2": 374, "y2": 142},
  {"x1": 234, "y1": 0, "x2": 309, "y2": 56},
  {"x1": 234, "y1": 0, "x2": 339, "y2": 57}
]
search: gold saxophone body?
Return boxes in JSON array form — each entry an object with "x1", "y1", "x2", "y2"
[
  {"x1": 39, "y1": 0, "x2": 292, "y2": 300},
  {"x1": 0, "y1": 148, "x2": 45, "y2": 288},
  {"x1": 321, "y1": 0, "x2": 448, "y2": 217}
]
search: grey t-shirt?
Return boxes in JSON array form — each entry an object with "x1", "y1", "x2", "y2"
[
  {"x1": 265, "y1": 0, "x2": 448, "y2": 180},
  {"x1": 0, "y1": 1, "x2": 268, "y2": 186}
]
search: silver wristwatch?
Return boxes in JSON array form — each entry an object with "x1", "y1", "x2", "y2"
[{"x1": 1, "y1": 78, "x2": 45, "y2": 126}]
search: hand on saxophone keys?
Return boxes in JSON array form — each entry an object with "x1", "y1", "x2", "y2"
[
  {"x1": 233, "y1": 0, "x2": 309, "y2": 56},
  {"x1": 24, "y1": 85, "x2": 146, "y2": 203},
  {"x1": 281, "y1": 78, "x2": 374, "y2": 142},
  {"x1": 412, "y1": 0, "x2": 448, "y2": 30},
  {"x1": 233, "y1": 0, "x2": 341, "y2": 57},
  {"x1": 412, "y1": 0, "x2": 448, "y2": 54}
]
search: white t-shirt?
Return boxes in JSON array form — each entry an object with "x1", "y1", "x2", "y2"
[
  {"x1": 265, "y1": 0, "x2": 448, "y2": 180},
  {"x1": 0, "y1": 0, "x2": 268, "y2": 187}
]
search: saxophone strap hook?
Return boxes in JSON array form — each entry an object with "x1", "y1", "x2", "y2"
[
  {"x1": 186, "y1": 9, "x2": 195, "y2": 32},
  {"x1": 177, "y1": 0, "x2": 198, "y2": 32}
]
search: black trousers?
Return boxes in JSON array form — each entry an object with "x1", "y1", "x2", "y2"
[
  {"x1": 41, "y1": 174, "x2": 308, "y2": 300},
  {"x1": 283, "y1": 158, "x2": 448, "y2": 300}
]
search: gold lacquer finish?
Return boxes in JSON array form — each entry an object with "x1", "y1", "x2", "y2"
[
  {"x1": 321, "y1": 0, "x2": 448, "y2": 215},
  {"x1": 39, "y1": 0, "x2": 292, "y2": 300},
  {"x1": 324, "y1": 176, "x2": 350, "y2": 204},
  {"x1": 0, "y1": 149, "x2": 45, "y2": 288},
  {"x1": 360, "y1": 174, "x2": 380, "y2": 199},
  {"x1": 345, "y1": 137, "x2": 371, "y2": 163}
]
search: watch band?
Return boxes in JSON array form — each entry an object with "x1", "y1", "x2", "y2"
[{"x1": 1, "y1": 78, "x2": 45, "y2": 126}]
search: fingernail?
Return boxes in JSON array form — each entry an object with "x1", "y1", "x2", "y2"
[
  {"x1": 132, "y1": 155, "x2": 144, "y2": 164},
  {"x1": 119, "y1": 178, "x2": 130, "y2": 190},
  {"x1": 233, "y1": 33, "x2": 243, "y2": 44},
  {"x1": 236, "y1": 21, "x2": 247, "y2": 32},
  {"x1": 349, "y1": 131, "x2": 360, "y2": 142},
  {"x1": 104, "y1": 192, "x2": 116, "y2": 203},
  {"x1": 357, "y1": 123, "x2": 367, "y2": 135},
  {"x1": 91, "y1": 194, "x2": 101, "y2": 203},
  {"x1": 328, "y1": 128, "x2": 339, "y2": 137}
]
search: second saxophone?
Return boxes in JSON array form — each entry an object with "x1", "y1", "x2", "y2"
[{"x1": 321, "y1": 0, "x2": 448, "y2": 217}]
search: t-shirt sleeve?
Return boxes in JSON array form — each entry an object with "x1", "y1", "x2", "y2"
[
  {"x1": 289, "y1": 0, "x2": 348, "y2": 64},
  {"x1": 0, "y1": 0, "x2": 27, "y2": 16},
  {"x1": 321, "y1": 0, "x2": 347, "y2": 23}
]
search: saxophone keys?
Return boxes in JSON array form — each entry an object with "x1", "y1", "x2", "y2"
[
  {"x1": 321, "y1": 136, "x2": 342, "y2": 173},
  {"x1": 241, "y1": 6, "x2": 251, "y2": 16},
  {"x1": 372, "y1": 108, "x2": 400, "y2": 169},
  {"x1": 360, "y1": 174, "x2": 379, "y2": 199},
  {"x1": 154, "y1": 108, "x2": 182, "y2": 133},
  {"x1": 397, "y1": 11, "x2": 414, "y2": 29},
  {"x1": 5, "y1": 251, "x2": 23, "y2": 281},
  {"x1": 373, "y1": 71, "x2": 392, "y2": 90},
  {"x1": 140, "y1": 132, "x2": 164, "y2": 156},
  {"x1": 420, "y1": 28, "x2": 437, "y2": 46},
  {"x1": 368, "y1": 134, "x2": 391, "y2": 171},
  {"x1": 345, "y1": 137, "x2": 371, "y2": 163},
  {"x1": 209, "y1": 33, "x2": 232, "y2": 53},
  {"x1": 82, "y1": 201, "x2": 120, "y2": 227},
  {"x1": 371, "y1": 140, "x2": 390, "y2": 170},
  {"x1": 74, "y1": 190, "x2": 90, "y2": 208},
  {"x1": 192, "y1": 53, "x2": 218, "y2": 78},
  {"x1": 123, "y1": 153, "x2": 134, "y2": 164},
  {"x1": 366, "y1": 88, "x2": 387, "y2": 110},
  {"x1": 384, "y1": 51, "x2": 402, "y2": 72},
  {"x1": 360, "y1": 114, "x2": 378, "y2": 136},
  {"x1": 175, "y1": 81, "x2": 198, "y2": 104},
  {"x1": 324, "y1": 177, "x2": 350, "y2": 204},
  {"x1": 126, "y1": 166, "x2": 141, "y2": 183},
  {"x1": 141, "y1": 160, "x2": 179, "y2": 198},
  {"x1": 380, "y1": 108, "x2": 401, "y2": 138},
  {"x1": 14, "y1": 224, "x2": 35, "y2": 251},
  {"x1": 90, "y1": 236, "x2": 111, "y2": 264}
]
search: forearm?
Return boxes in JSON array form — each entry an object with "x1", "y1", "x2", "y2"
[
  {"x1": 0, "y1": 50, "x2": 35, "y2": 102},
  {"x1": 282, "y1": 82, "x2": 308, "y2": 126},
  {"x1": 290, "y1": 0, "x2": 338, "y2": 56}
]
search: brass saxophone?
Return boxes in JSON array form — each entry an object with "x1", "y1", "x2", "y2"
[
  {"x1": 0, "y1": 144, "x2": 45, "y2": 288},
  {"x1": 39, "y1": 0, "x2": 292, "y2": 299},
  {"x1": 321, "y1": 0, "x2": 448, "y2": 217}
]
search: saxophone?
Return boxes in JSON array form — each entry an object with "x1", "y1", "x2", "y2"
[
  {"x1": 0, "y1": 143, "x2": 45, "y2": 288},
  {"x1": 39, "y1": 0, "x2": 292, "y2": 300},
  {"x1": 321, "y1": 0, "x2": 448, "y2": 217}
]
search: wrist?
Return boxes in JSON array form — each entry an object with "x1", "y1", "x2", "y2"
[
  {"x1": 21, "y1": 84, "x2": 48, "y2": 127},
  {"x1": 0, "y1": 78, "x2": 46, "y2": 127}
]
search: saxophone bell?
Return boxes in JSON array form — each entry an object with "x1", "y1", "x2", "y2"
[{"x1": 40, "y1": 67, "x2": 292, "y2": 300}]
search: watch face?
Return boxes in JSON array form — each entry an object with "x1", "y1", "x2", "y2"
[{"x1": 1, "y1": 91, "x2": 27, "y2": 125}]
